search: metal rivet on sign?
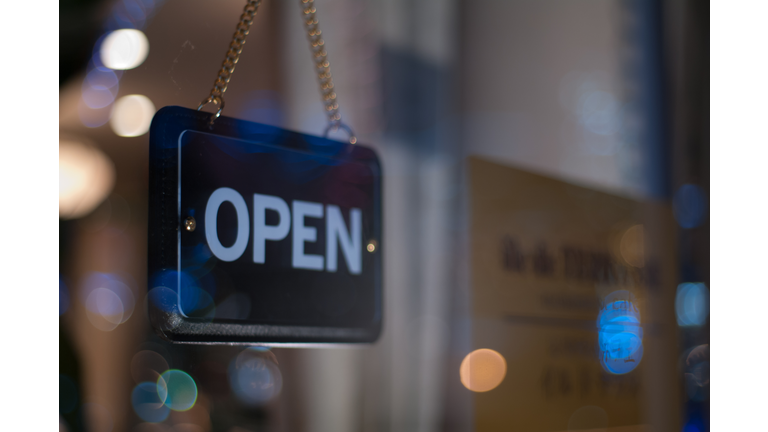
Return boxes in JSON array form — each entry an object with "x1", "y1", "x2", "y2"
[
  {"x1": 366, "y1": 240, "x2": 377, "y2": 253},
  {"x1": 184, "y1": 216, "x2": 197, "y2": 232}
]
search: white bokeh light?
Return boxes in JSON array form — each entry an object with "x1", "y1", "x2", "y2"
[
  {"x1": 110, "y1": 95, "x2": 156, "y2": 137},
  {"x1": 59, "y1": 140, "x2": 115, "y2": 219},
  {"x1": 100, "y1": 29, "x2": 149, "y2": 70}
]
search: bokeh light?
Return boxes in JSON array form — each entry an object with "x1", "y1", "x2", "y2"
[
  {"x1": 131, "y1": 350, "x2": 170, "y2": 384},
  {"x1": 619, "y1": 224, "x2": 645, "y2": 268},
  {"x1": 100, "y1": 29, "x2": 149, "y2": 70},
  {"x1": 59, "y1": 140, "x2": 115, "y2": 219},
  {"x1": 132, "y1": 382, "x2": 170, "y2": 423},
  {"x1": 81, "y1": 272, "x2": 136, "y2": 331},
  {"x1": 110, "y1": 94, "x2": 156, "y2": 137},
  {"x1": 597, "y1": 291, "x2": 643, "y2": 374},
  {"x1": 157, "y1": 370, "x2": 198, "y2": 411},
  {"x1": 60, "y1": 374, "x2": 78, "y2": 414},
  {"x1": 676, "y1": 283, "x2": 709, "y2": 327},
  {"x1": 228, "y1": 349, "x2": 283, "y2": 405},
  {"x1": 673, "y1": 184, "x2": 707, "y2": 229},
  {"x1": 85, "y1": 288, "x2": 124, "y2": 331},
  {"x1": 81, "y1": 67, "x2": 120, "y2": 109},
  {"x1": 459, "y1": 348, "x2": 507, "y2": 392}
]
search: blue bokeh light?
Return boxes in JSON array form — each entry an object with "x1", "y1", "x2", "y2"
[
  {"x1": 676, "y1": 283, "x2": 709, "y2": 327},
  {"x1": 673, "y1": 184, "x2": 707, "y2": 229},
  {"x1": 228, "y1": 350, "x2": 283, "y2": 406},
  {"x1": 81, "y1": 272, "x2": 136, "y2": 324},
  {"x1": 131, "y1": 382, "x2": 170, "y2": 423},
  {"x1": 597, "y1": 291, "x2": 643, "y2": 374}
]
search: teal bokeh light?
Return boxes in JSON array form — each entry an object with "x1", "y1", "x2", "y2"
[{"x1": 157, "y1": 370, "x2": 198, "y2": 411}]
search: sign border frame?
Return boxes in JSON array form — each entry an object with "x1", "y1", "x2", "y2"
[{"x1": 148, "y1": 106, "x2": 383, "y2": 345}]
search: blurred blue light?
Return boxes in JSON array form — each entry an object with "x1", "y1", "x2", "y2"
[
  {"x1": 85, "y1": 67, "x2": 120, "y2": 89},
  {"x1": 60, "y1": 374, "x2": 78, "y2": 414},
  {"x1": 673, "y1": 184, "x2": 707, "y2": 229},
  {"x1": 78, "y1": 102, "x2": 111, "y2": 128},
  {"x1": 60, "y1": 275, "x2": 70, "y2": 315},
  {"x1": 78, "y1": 0, "x2": 165, "y2": 127},
  {"x1": 597, "y1": 291, "x2": 643, "y2": 374},
  {"x1": 676, "y1": 283, "x2": 709, "y2": 327},
  {"x1": 82, "y1": 86, "x2": 116, "y2": 109},
  {"x1": 228, "y1": 351, "x2": 283, "y2": 406},
  {"x1": 682, "y1": 422, "x2": 701, "y2": 432},
  {"x1": 157, "y1": 370, "x2": 198, "y2": 411},
  {"x1": 131, "y1": 382, "x2": 170, "y2": 423}
]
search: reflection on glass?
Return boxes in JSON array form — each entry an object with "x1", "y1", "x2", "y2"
[
  {"x1": 459, "y1": 349, "x2": 507, "y2": 392},
  {"x1": 228, "y1": 349, "x2": 283, "y2": 405},
  {"x1": 597, "y1": 291, "x2": 643, "y2": 374},
  {"x1": 676, "y1": 283, "x2": 709, "y2": 327}
]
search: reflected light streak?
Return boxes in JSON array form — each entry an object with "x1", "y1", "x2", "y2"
[
  {"x1": 59, "y1": 141, "x2": 115, "y2": 219},
  {"x1": 100, "y1": 29, "x2": 149, "y2": 70},
  {"x1": 459, "y1": 349, "x2": 507, "y2": 392},
  {"x1": 110, "y1": 94, "x2": 155, "y2": 137}
]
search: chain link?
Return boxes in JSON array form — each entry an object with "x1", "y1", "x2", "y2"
[
  {"x1": 300, "y1": 0, "x2": 356, "y2": 144},
  {"x1": 198, "y1": 0, "x2": 263, "y2": 124},
  {"x1": 197, "y1": 0, "x2": 356, "y2": 142}
]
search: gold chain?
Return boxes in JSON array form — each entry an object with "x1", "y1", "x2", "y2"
[
  {"x1": 197, "y1": 0, "x2": 356, "y2": 143},
  {"x1": 300, "y1": 0, "x2": 356, "y2": 144},
  {"x1": 198, "y1": 0, "x2": 263, "y2": 124}
]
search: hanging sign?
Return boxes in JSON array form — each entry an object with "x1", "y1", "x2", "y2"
[{"x1": 148, "y1": 106, "x2": 382, "y2": 344}]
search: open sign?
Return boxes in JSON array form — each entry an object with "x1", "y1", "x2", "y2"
[{"x1": 148, "y1": 107, "x2": 382, "y2": 344}]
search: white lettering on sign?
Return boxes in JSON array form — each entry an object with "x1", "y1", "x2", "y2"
[
  {"x1": 326, "y1": 205, "x2": 362, "y2": 274},
  {"x1": 205, "y1": 187, "x2": 250, "y2": 262},
  {"x1": 253, "y1": 193, "x2": 290, "y2": 264},
  {"x1": 292, "y1": 200, "x2": 325, "y2": 271},
  {"x1": 204, "y1": 187, "x2": 362, "y2": 274}
]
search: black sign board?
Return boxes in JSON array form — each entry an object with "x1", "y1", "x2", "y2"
[{"x1": 148, "y1": 106, "x2": 382, "y2": 344}]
